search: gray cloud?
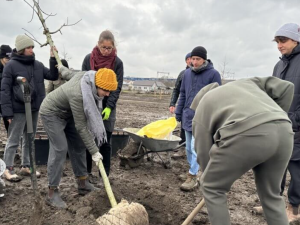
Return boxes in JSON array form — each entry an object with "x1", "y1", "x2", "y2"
[{"x1": 1, "y1": 0, "x2": 299, "y2": 79}]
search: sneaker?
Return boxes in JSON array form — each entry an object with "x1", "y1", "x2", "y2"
[
  {"x1": 286, "y1": 204, "x2": 300, "y2": 223},
  {"x1": 20, "y1": 166, "x2": 41, "y2": 178},
  {"x1": 180, "y1": 173, "x2": 198, "y2": 191},
  {"x1": 46, "y1": 188, "x2": 67, "y2": 209},
  {"x1": 178, "y1": 173, "x2": 188, "y2": 182},
  {"x1": 3, "y1": 167, "x2": 22, "y2": 182},
  {"x1": 77, "y1": 177, "x2": 100, "y2": 195},
  {"x1": 252, "y1": 206, "x2": 263, "y2": 215}
]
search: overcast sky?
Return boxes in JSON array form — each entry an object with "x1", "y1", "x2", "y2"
[{"x1": 1, "y1": 0, "x2": 299, "y2": 79}]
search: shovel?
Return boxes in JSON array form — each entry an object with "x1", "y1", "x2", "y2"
[
  {"x1": 17, "y1": 77, "x2": 44, "y2": 225},
  {"x1": 96, "y1": 160, "x2": 149, "y2": 224},
  {"x1": 181, "y1": 198, "x2": 205, "y2": 225}
]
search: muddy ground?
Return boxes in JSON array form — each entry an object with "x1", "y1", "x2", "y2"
[{"x1": 0, "y1": 91, "x2": 293, "y2": 225}]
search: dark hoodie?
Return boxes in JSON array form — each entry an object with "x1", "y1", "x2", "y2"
[{"x1": 0, "y1": 51, "x2": 58, "y2": 118}]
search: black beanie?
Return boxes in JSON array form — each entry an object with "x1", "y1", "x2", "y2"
[
  {"x1": 61, "y1": 59, "x2": 69, "y2": 68},
  {"x1": 191, "y1": 46, "x2": 207, "y2": 60},
  {"x1": 0, "y1": 45, "x2": 12, "y2": 59}
]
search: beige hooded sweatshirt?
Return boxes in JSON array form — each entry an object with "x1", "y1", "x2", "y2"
[{"x1": 191, "y1": 76, "x2": 294, "y2": 171}]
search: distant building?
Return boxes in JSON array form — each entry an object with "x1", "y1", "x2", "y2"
[
  {"x1": 122, "y1": 80, "x2": 133, "y2": 90},
  {"x1": 132, "y1": 80, "x2": 167, "y2": 92}
]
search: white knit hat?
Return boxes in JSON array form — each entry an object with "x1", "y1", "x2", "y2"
[
  {"x1": 15, "y1": 35, "x2": 35, "y2": 51},
  {"x1": 275, "y1": 23, "x2": 300, "y2": 42}
]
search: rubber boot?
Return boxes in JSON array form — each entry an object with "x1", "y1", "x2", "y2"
[
  {"x1": 77, "y1": 176, "x2": 100, "y2": 195},
  {"x1": 46, "y1": 187, "x2": 67, "y2": 209}
]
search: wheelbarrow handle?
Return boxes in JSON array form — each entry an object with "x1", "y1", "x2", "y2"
[
  {"x1": 181, "y1": 198, "x2": 205, "y2": 225},
  {"x1": 174, "y1": 141, "x2": 186, "y2": 150}
]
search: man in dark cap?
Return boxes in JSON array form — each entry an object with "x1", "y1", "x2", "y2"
[
  {"x1": 175, "y1": 46, "x2": 221, "y2": 191},
  {"x1": 169, "y1": 52, "x2": 191, "y2": 146},
  {"x1": 0, "y1": 45, "x2": 12, "y2": 132}
]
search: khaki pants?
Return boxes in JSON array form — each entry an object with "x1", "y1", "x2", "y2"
[{"x1": 201, "y1": 121, "x2": 293, "y2": 225}]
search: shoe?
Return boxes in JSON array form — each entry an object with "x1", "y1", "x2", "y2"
[
  {"x1": 252, "y1": 206, "x2": 263, "y2": 215},
  {"x1": 46, "y1": 188, "x2": 67, "y2": 209},
  {"x1": 180, "y1": 173, "x2": 198, "y2": 191},
  {"x1": 77, "y1": 177, "x2": 100, "y2": 195},
  {"x1": 20, "y1": 166, "x2": 41, "y2": 178},
  {"x1": 178, "y1": 173, "x2": 188, "y2": 182},
  {"x1": 286, "y1": 204, "x2": 300, "y2": 223},
  {"x1": 88, "y1": 173, "x2": 99, "y2": 184},
  {"x1": 3, "y1": 167, "x2": 22, "y2": 182}
]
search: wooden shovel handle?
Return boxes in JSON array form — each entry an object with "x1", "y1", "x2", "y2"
[
  {"x1": 98, "y1": 160, "x2": 118, "y2": 207},
  {"x1": 181, "y1": 198, "x2": 205, "y2": 225}
]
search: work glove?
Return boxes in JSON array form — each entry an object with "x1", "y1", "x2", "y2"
[
  {"x1": 92, "y1": 152, "x2": 103, "y2": 166},
  {"x1": 102, "y1": 107, "x2": 111, "y2": 120}
]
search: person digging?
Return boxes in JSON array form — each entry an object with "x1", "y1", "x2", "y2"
[
  {"x1": 40, "y1": 66, "x2": 117, "y2": 208},
  {"x1": 191, "y1": 77, "x2": 294, "y2": 225}
]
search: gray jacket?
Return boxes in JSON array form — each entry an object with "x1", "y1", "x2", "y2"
[{"x1": 40, "y1": 67, "x2": 99, "y2": 155}]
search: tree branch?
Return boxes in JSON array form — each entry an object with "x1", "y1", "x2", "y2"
[
  {"x1": 23, "y1": 29, "x2": 48, "y2": 47},
  {"x1": 24, "y1": 0, "x2": 38, "y2": 23},
  {"x1": 48, "y1": 18, "x2": 82, "y2": 34}
]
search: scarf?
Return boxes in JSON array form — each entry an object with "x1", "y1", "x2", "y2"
[
  {"x1": 192, "y1": 60, "x2": 209, "y2": 73},
  {"x1": 90, "y1": 46, "x2": 116, "y2": 70},
  {"x1": 81, "y1": 70, "x2": 107, "y2": 146}
]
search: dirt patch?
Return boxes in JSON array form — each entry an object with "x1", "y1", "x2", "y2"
[{"x1": 0, "y1": 92, "x2": 292, "y2": 225}]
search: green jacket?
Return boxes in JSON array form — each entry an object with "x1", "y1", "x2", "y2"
[
  {"x1": 191, "y1": 76, "x2": 294, "y2": 171},
  {"x1": 40, "y1": 67, "x2": 98, "y2": 155}
]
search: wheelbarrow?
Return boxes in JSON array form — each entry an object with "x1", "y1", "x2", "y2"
[{"x1": 122, "y1": 128, "x2": 184, "y2": 168}]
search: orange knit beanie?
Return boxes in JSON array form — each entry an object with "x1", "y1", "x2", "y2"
[{"x1": 95, "y1": 68, "x2": 118, "y2": 91}]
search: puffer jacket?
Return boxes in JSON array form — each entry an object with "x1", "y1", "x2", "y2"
[
  {"x1": 0, "y1": 53, "x2": 58, "y2": 118},
  {"x1": 273, "y1": 43, "x2": 300, "y2": 160},
  {"x1": 82, "y1": 53, "x2": 123, "y2": 132},
  {"x1": 175, "y1": 60, "x2": 221, "y2": 132},
  {"x1": 40, "y1": 67, "x2": 99, "y2": 155}
]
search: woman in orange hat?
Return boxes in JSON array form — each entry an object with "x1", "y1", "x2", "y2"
[{"x1": 40, "y1": 66, "x2": 118, "y2": 209}]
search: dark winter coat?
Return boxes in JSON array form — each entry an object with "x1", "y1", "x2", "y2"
[
  {"x1": 175, "y1": 60, "x2": 221, "y2": 132},
  {"x1": 273, "y1": 44, "x2": 300, "y2": 160},
  {"x1": 82, "y1": 53, "x2": 123, "y2": 132},
  {"x1": 0, "y1": 63, "x2": 4, "y2": 85},
  {"x1": 0, "y1": 53, "x2": 58, "y2": 118},
  {"x1": 169, "y1": 66, "x2": 189, "y2": 107}
]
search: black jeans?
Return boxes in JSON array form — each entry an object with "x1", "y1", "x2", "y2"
[
  {"x1": 281, "y1": 160, "x2": 300, "y2": 207},
  {"x1": 86, "y1": 131, "x2": 112, "y2": 176}
]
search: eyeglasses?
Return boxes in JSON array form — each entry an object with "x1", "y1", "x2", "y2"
[{"x1": 100, "y1": 46, "x2": 113, "y2": 52}]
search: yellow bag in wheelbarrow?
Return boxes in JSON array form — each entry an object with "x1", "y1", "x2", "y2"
[{"x1": 137, "y1": 117, "x2": 177, "y2": 139}]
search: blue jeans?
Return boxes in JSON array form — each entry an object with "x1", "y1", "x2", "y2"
[{"x1": 185, "y1": 130, "x2": 200, "y2": 175}]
